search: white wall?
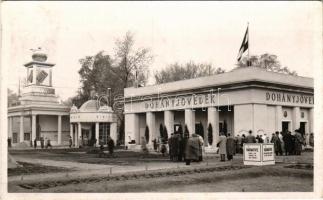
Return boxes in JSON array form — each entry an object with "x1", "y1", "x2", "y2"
[{"x1": 234, "y1": 104, "x2": 253, "y2": 135}]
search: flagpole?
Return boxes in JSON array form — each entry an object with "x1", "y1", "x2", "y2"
[{"x1": 247, "y1": 22, "x2": 250, "y2": 66}]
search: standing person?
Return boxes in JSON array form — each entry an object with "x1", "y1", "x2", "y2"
[
  {"x1": 271, "y1": 132, "x2": 282, "y2": 156},
  {"x1": 184, "y1": 134, "x2": 200, "y2": 165},
  {"x1": 46, "y1": 138, "x2": 52, "y2": 149},
  {"x1": 168, "y1": 133, "x2": 174, "y2": 161},
  {"x1": 309, "y1": 133, "x2": 314, "y2": 148},
  {"x1": 217, "y1": 133, "x2": 227, "y2": 162},
  {"x1": 257, "y1": 135, "x2": 264, "y2": 143},
  {"x1": 263, "y1": 134, "x2": 269, "y2": 143},
  {"x1": 33, "y1": 138, "x2": 37, "y2": 149},
  {"x1": 246, "y1": 130, "x2": 256, "y2": 143},
  {"x1": 182, "y1": 133, "x2": 189, "y2": 161},
  {"x1": 197, "y1": 134, "x2": 204, "y2": 161},
  {"x1": 294, "y1": 130, "x2": 304, "y2": 155},
  {"x1": 69, "y1": 136, "x2": 73, "y2": 148},
  {"x1": 178, "y1": 133, "x2": 184, "y2": 162},
  {"x1": 8, "y1": 137, "x2": 12, "y2": 148},
  {"x1": 40, "y1": 136, "x2": 44, "y2": 149},
  {"x1": 241, "y1": 134, "x2": 246, "y2": 152},
  {"x1": 152, "y1": 138, "x2": 157, "y2": 152},
  {"x1": 236, "y1": 134, "x2": 242, "y2": 154},
  {"x1": 78, "y1": 136, "x2": 83, "y2": 148},
  {"x1": 278, "y1": 132, "x2": 285, "y2": 155},
  {"x1": 290, "y1": 131, "x2": 296, "y2": 155},
  {"x1": 107, "y1": 136, "x2": 115, "y2": 155},
  {"x1": 226, "y1": 133, "x2": 235, "y2": 161}
]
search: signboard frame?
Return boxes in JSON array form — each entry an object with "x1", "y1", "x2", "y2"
[{"x1": 243, "y1": 143, "x2": 275, "y2": 166}]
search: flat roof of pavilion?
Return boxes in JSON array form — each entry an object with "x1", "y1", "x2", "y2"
[{"x1": 124, "y1": 67, "x2": 313, "y2": 98}]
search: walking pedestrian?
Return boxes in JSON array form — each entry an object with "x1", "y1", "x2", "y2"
[
  {"x1": 107, "y1": 136, "x2": 115, "y2": 155},
  {"x1": 294, "y1": 130, "x2": 304, "y2": 155},
  {"x1": 33, "y1": 138, "x2": 37, "y2": 149},
  {"x1": 271, "y1": 132, "x2": 282, "y2": 156},
  {"x1": 40, "y1": 136, "x2": 44, "y2": 149},
  {"x1": 69, "y1": 136, "x2": 73, "y2": 148}
]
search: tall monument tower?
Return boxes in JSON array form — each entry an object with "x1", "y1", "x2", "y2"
[{"x1": 20, "y1": 48, "x2": 58, "y2": 105}]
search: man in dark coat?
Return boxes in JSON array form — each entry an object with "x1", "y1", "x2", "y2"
[
  {"x1": 177, "y1": 133, "x2": 184, "y2": 161},
  {"x1": 246, "y1": 130, "x2": 256, "y2": 143},
  {"x1": 182, "y1": 133, "x2": 189, "y2": 161},
  {"x1": 294, "y1": 130, "x2": 304, "y2": 155},
  {"x1": 40, "y1": 136, "x2": 44, "y2": 149},
  {"x1": 236, "y1": 134, "x2": 243, "y2": 154},
  {"x1": 168, "y1": 133, "x2": 174, "y2": 161},
  {"x1": 226, "y1": 133, "x2": 235, "y2": 161},
  {"x1": 283, "y1": 131, "x2": 293, "y2": 155},
  {"x1": 33, "y1": 138, "x2": 37, "y2": 149}
]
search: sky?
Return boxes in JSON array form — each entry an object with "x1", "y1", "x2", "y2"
[{"x1": 2, "y1": 1, "x2": 321, "y2": 101}]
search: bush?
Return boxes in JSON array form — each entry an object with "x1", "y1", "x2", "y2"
[{"x1": 208, "y1": 123, "x2": 213, "y2": 145}]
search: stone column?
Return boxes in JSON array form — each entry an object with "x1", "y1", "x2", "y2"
[
  {"x1": 8, "y1": 117, "x2": 13, "y2": 139},
  {"x1": 31, "y1": 114, "x2": 37, "y2": 142},
  {"x1": 32, "y1": 66, "x2": 37, "y2": 84},
  {"x1": 78, "y1": 122, "x2": 82, "y2": 147},
  {"x1": 58, "y1": 115, "x2": 62, "y2": 145},
  {"x1": 146, "y1": 112, "x2": 156, "y2": 145},
  {"x1": 309, "y1": 108, "x2": 314, "y2": 133},
  {"x1": 19, "y1": 115, "x2": 24, "y2": 142},
  {"x1": 292, "y1": 107, "x2": 301, "y2": 131},
  {"x1": 95, "y1": 122, "x2": 99, "y2": 146},
  {"x1": 275, "y1": 105, "x2": 282, "y2": 132},
  {"x1": 164, "y1": 110, "x2": 174, "y2": 139},
  {"x1": 125, "y1": 113, "x2": 139, "y2": 145},
  {"x1": 70, "y1": 123, "x2": 73, "y2": 145},
  {"x1": 185, "y1": 109, "x2": 195, "y2": 135},
  {"x1": 208, "y1": 107, "x2": 219, "y2": 147},
  {"x1": 110, "y1": 123, "x2": 118, "y2": 142}
]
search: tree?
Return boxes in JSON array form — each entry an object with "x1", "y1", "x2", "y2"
[
  {"x1": 163, "y1": 125, "x2": 168, "y2": 143},
  {"x1": 207, "y1": 123, "x2": 213, "y2": 146},
  {"x1": 159, "y1": 123, "x2": 164, "y2": 139},
  {"x1": 154, "y1": 61, "x2": 226, "y2": 84},
  {"x1": 236, "y1": 53, "x2": 297, "y2": 76},
  {"x1": 113, "y1": 31, "x2": 153, "y2": 88},
  {"x1": 7, "y1": 89, "x2": 19, "y2": 107},
  {"x1": 145, "y1": 126, "x2": 149, "y2": 143}
]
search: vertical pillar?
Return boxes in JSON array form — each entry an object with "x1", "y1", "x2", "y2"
[
  {"x1": 95, "y1": 122, "x2": 99, "y2": 146},
  {"x1": 110, "y1": 123, "x2": 118, "y2": 142},
  {"x1": 49, "y1": 68, "x2": 52, "y2": 87},
  {"x1": 275, "y1": 105, "x2": 282, "y2": 132},
  {"x1": 309, "y1": 108, "x2": 314, "y2": 133},
  {"x1": 208, "y1": 107, "x2": 219, "y2": 147},
  {"x1": 74, "y1": 124, "x2": 78, "y2": 147},
  {"x1": 32, "y1": 66, "x2": 37, "y2": 84},
  {"x1": 70, "y1": 123, "x2": 73, "y2": 145},
  {"x1": 164, "y1": 110, "x2": 174, "y2": 139},
  {"x1": 185, "y1": 109, "x2": 195, "y2": 135},
  {"x1": 8, "y1": 117, "x2": 13, "y2": 139},
  {"x1": 125, "y1": 113, "x2": 139, "y2": 145},
  {"x1": 58, "y1": 115, "x2": 62, "y2": 145},
  {"x1": 78, "y1": 122, "x2": 82, "y2": 147},
  {"x1": 31, "y1": 114, "x2": 36, "y2": 142},
  {"x1": 292, "y1": 107, "x2": 301, "y2": 131},
  {"x1": 19, "y1": 115, "x2": 24, "y2": 142},
  {"x1": 146, "y1": 112, "x2": 156, "y2": 145}
]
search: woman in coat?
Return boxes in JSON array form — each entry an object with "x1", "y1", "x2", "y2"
[
  {"x1": 226, "y1": 133, "x2": 235, "y2": 161},
  {"x1": 217, "y1": 133, "x2": 227, "y2": 162}
]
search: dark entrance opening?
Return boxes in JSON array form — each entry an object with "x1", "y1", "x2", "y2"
[
  {"x1": 299, "y1": 122, "x2": 306, "y2": 138},
  {"x1": 282, "y1": 121, "x2": 289, "y2": 133}
]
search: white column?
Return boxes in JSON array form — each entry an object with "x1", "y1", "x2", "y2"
[
  {"x1": 292, "y1": 107, "x2": 301, "y2": 131},
  {"x1": 58, "y1": 115, "x2": 62, "y2": 145},
  {"x1": 125, "y1": 113, "x2": 139, "y2": 145},
  {"x1": 31, "y1": 114, "x2": 36, "y2": 141},
  {"x1": 208, "y1": 107, "x2": 219, "y2": 147},
  {"x1": 78, "y1": 122, "x2": 82, "y2": 147},
  {"x1": 164, "y1": 110, "x2": 174, "y2": 139},
  {"x1": 70, "y1": 123, "x2": 73, "y2": 145},
  {"x1": 95, "y1": 122, "x2": 99, "y2": 146},
  {"x1": 19, "y1": 116, "x2": 24, "y2": 142},
  {"x1": 32, "y1": 66, "x2": 37, "y2": 84},
  {"x1": 8, "y1": 117, "x2": 13, "y2": 139},
  {"x1": 275, "y1": 105, "x2": 282, "y2": 132},
  {"x1": 146, "y1": 112, "x2": 156, "y2": 145},
  {"x1": 309, "y1": 108, "x2": 314, "y2": 133},
  {"x1": 185, "y1": 109, "x2": 195, "y2": 135},
  {"x1": 110, "y1": 123, "x2": 118, "y2": 142},
  {"x1": 74, "y1": 124, "x2": 78, "y2": 147}
]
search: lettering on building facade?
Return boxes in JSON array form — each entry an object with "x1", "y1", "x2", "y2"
[{"x1": 265, "y1": 92, "x2": 314, "y2": 105}]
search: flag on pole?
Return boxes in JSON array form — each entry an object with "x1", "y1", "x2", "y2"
[{"x1": 237, "y1": 26, "x2": 249, "y2": 62}]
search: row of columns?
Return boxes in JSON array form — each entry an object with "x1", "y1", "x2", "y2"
[
  {"x1": 70, "y1": 122, "x2": 117, "y2": 147},
  {"x1": 144, "y1": 107, "x2": 220, "y2": 147},
  {"x1": 8, "y1": 115, "x2": 64, "y2": 145}
]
